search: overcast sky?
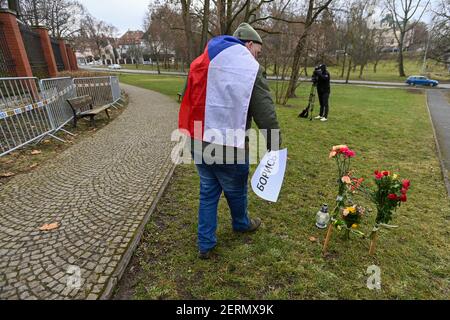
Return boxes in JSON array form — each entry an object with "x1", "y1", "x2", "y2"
[
  {"x1": 78, "y1": 0, "x2": 149, "y2": 36},
  {"x1": 78, "y1": 0, "x2": 435, "y2": 37}
]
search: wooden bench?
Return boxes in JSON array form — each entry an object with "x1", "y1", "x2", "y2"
[{"x1": 67, "y1": 95, "x2": 111, "y2": 128}]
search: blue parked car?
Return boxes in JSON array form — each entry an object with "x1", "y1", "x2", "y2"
[{"x1": 406, "y1": 75, "x2": 439, "y2": 87}]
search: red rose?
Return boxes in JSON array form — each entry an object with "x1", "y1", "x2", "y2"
[
  {"x1": 383, "y1": 171, "x2": 390, "y2": 176},
  {"x1": 401, "y1": 188, "x2": 408, "y2": 195},
  {"x1": 388, "y1": 194, "x2": 398, "y2": 200},
  {"x1": 374, "y1": 170, "x2": 380, "y2": 175},
  {"x1": 400, "y1": 194, "x2": 407, "y2": 202},
  {"x1": 402, "y1": 180, "x2": 411, "y2": 189},
  {"x1": 375, "y1": 172, "x2": 384, "y2": 180}
]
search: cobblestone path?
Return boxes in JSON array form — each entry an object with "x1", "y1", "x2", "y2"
[{"x1": 0, "y1": 84, "x2": 179, "y2": 299}]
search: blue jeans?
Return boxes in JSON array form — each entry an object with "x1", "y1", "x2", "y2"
[{"x1": 194, "y1": 161, "x2": 251, "y2": 253}]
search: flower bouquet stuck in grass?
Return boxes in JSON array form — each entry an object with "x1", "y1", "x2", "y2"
[
  {"x1": 323, "y1": 145, "x2": 357, "y2": 254},
  {"x1": 322, "y1": 145, "x2": 411, "y2": 257},
  {"x1": 364, "y1": 171, "x2": 411, "y2": 255}
]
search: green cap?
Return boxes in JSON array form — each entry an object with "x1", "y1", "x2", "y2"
[{"x1": 233, "y1": 23, "x2": 263, "y2": 45}]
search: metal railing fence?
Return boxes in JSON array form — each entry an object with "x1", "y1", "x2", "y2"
[
  {"x1": 0, "y1": 76, "x2": 122, "y2": 157},
  {"x1": 0, "y1": 77, "x2": 53, "y2": 157}
]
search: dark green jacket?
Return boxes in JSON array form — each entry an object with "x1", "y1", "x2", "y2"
[{"x1": 189, "y1": 65, "x2": 281, "y2": 163}]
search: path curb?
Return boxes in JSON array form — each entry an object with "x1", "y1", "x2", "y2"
[
  {"x1": 425, "y1": 90, "x2": 450, "y2": 198},
  {"x1": 100, "y1": 161, "x2": 177, "y2": 300}
]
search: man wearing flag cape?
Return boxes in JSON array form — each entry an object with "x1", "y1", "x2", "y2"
[{"x1": 179, "y1": 23, "x2": 281, "y2": 259}]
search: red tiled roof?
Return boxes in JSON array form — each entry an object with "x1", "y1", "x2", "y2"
[{"x1": 118, "y1": 31, "x2": 144, "y2": 45}]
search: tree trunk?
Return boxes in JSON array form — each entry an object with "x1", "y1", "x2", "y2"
[
  {"x1": 398, "y1": 33, "x2": 406, "y2": 77},
  {"x1": 359, "y1": 64, "x2": 365, "y2": 79},
  {"x1": 304, "y1": 48, "x2": 309, "y2": 77},
  {"x1": 181, "y1": 0, "x2": 195, "y2": 65},
  {"x1": 199, "y1": 0, "x2": 210, "y2": 54},
  {"x1": 217, "y1": 0, "x2": 226, "y2": 35},
  {"x1": 156, "y1": 56, "x2": 161, "y2": 75},
  {"x1": 373, "y1": 59, "x2": 379, "y2": 73},
  {"x1": 341, "y1": 53, "x2": 347, "y2": 78},
  {"x1": 225, "y1": 0, "x2": 232, "y2": 35},
  {"x1": 284, "y1": 33, "x2": 308, "y2": 103},
  {"x1": 345, "y1": 58, "x2": 352, "y2": 84},
  {"x1": 244, "y1": 0, "x2": 251, "y2": 22}
]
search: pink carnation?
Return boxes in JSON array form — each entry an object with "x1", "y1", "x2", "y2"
[{"x1": 343, "y1": 149, "x2": 356, "y2": 158}]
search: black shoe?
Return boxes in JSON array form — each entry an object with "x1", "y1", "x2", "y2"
[
  {"x1": 236, "y1": 218, "x2": 262, "y2": 233},
  {"x1": 198, "y1": 249, "x2": 213, "y2": 260}
]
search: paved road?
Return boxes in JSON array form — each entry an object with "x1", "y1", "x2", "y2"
[
  {"x1": 427, "y1": 90, "x2": 450, "y2": 196},
  {"x1": 83, "y1": 66, "x2": 450, "y2": 89},
  {"x1": 0, "y1": 84, "x2": 178, "y2": 299}
]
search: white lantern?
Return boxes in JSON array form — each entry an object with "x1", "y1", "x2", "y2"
[{"x1": 316, "y1": 204, "x2": 330, "y2": 229}]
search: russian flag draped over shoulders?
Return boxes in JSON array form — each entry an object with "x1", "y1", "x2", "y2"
[{"x1": 178, "y1": 35, "x2": 260, "y2": 149}]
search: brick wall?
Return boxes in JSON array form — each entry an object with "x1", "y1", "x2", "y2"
[
  {"x1": 0, "y1": 9, "x2": 33, "y2": 77},
  {"x1": 33, "y1": 27, "x2": 58, "y2": 77}
]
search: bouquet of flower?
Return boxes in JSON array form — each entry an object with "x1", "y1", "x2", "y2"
[
  {"x1": 355, "y1": 170, "x2": 411, "y2": 255},
  {"x1": 371, "y1": 171, "x2": 410, "y2": 224},
  {"x1": 333, "y1": 205, "x2": 366, "y2": 239},
  {"x1": 323, "y1": 145, "x2": 357, "y2": 254},
  {"x1": 328, "y1": 145, "x2": 356, "y2": 213}
]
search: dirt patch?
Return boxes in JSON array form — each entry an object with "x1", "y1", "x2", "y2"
[{"x1": 406, "y1": 88, "x2": 424, "y2": 94}]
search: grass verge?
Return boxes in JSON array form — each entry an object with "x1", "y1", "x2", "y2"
[{"x1": 114, "y1": 74, "x2": 450, "y2": 299}]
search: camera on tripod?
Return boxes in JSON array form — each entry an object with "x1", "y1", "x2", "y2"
[{"x1": 312, "y1": 65, "x2": 322, "y2": 85}]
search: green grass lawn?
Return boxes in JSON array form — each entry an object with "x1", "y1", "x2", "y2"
[
  {"x1": 108, "y1": 55, "x2": 450, "y2": 83},
  {"x1": 115, "y1": 74, "x2": 450, "y2": 300},
  {"x1": 266, "y1": 57, "x2": 450, "y2": 83},
  {"x1": 117, "y1": 73, "x2": 186, "y2": 99},
  {"x1": 98, "y1": 64, "x2": 188, "y2": 73}
]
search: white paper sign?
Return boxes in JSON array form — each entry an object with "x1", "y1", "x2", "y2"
[{"x1": 251, "y1": 149, "x2": 288, "y2": 203}]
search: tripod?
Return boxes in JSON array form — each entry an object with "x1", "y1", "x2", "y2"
[{"x1": 298, "y1": 83, "x2": 317, "y2": 121}]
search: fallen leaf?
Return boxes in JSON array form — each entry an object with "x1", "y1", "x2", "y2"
[
  {"x1": 39, "y1": 222, "x2": 59, "y2": 231},
  {"x1": 43, "y1": 140, "x2": 51, "y2": 144},
  {"x1": 0, "y1": 172, "x2": 15, "y2": 178},
  {"x1": 309, "y1": 236, "x2": 317, "y2": 242},
  {"x1": 31, "y1": 150, "x2": 42, "y2": 155},
  {"x1": 29, "y1": 163, "x2": 38, "y2": 169}
]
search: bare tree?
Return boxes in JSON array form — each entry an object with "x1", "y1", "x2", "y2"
[
  {"x1": 18, "y1": 0, "x2": 85, "y2": 38},
  {"x1": 18, "y1": 0, "x2": 44, "y2": 25},
  {"x1": 428, "y1": 0, "x2": 450, "y2": 65},
  {"x1": 385, "y1": 0, "x2": 431, "y2": 76},
  {"x1": 127, "y1": 44, "x2": 143, "y2": 67},
  {"x1": 77, "y1": 15, "x2": 117, "y2": 62},
  {"x1": 283, "y1": 0, "x2": 333, "y2": 104},
  {"x1": 371, "y1": 29, "x2": 385, "y2": 73},
  {"x1": 144, "y1": 2, "x2": 184, "y2": 73},
  {"x1": 346, "y1": 0, "x2": 377, "y2": 79}
]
